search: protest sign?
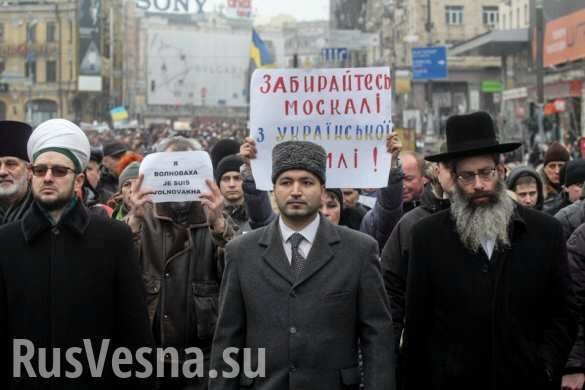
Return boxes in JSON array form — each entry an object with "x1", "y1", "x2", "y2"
[
  {"x1": 249, "y1": 67, "x2": 393, "y2": 190},
  {"x1": 139, "y1": 151, "x2": 214, "y2": 203}
]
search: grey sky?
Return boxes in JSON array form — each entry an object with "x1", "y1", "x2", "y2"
[
  {"x1": 209, "y1": 0, "x2": 329, "y2": 21},
  {"x1": 252, "y1": 0, "x2": 329, "y2": 20}
]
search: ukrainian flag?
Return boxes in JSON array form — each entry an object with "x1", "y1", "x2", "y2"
[
  {"x1": 250, "y1": 29, "x2": 274, "y2": 68},
  {"x1": 110, "y1": 106, "x2": 128, "y2": 122}
]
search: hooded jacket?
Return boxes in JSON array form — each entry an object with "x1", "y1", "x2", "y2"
[{"x1": 507, "y1": 166, "x2": 545, "y2": 211}]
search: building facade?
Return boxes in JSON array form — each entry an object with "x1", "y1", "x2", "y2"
[
  {"x1": 379, "y1": 0, "x2": 503, "y2": 138},
  {"x1": 0, "y1": 0, "x2": 78, "y2": 124}
]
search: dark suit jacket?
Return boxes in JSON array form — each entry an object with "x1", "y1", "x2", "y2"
[{"x1": 209, "y1": 216, "x2": 395, "y2": 390}]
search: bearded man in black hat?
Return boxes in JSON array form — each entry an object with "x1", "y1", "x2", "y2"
[
  {"x1": 403, "y1": 111, "x2": 576, "y2": 390},
  {"x1": 0, "y1": 120, "x2": 34, "y2": 225}
]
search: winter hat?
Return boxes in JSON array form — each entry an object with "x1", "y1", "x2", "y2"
[
  {"x1": 0, "y1": 120, "x2": 33, "y2": 161},
  {"x1": 543, "y1": 142, "x2": 570, "y2": 166},
  {"x1": 210, "y1": 139, "x2": 241, "y2": 169},
  {"x1": 118, "y1": 161, "x2": 140, "y2": 190},
  {"x1": 564, "y1": 159, "x2": 585, "y2": 187},
  {"x1": 103, "y1": 141, "x2": 127, "y2": 157},
  {"x1": 215, "y1": 154, "x2": 244, "y2": 183},
  {"x1": 28, "y1": 119, "x2": 90, "y2": 171},
  {"x1": 272, "y1": 141, "x2": 327, "y2": 184},
  {"x1": 325, "y1": 188, "x2": 344, "y2": 212},
  {"x1": 90, "y1": 146, "x2": 103, "y2": 164}
]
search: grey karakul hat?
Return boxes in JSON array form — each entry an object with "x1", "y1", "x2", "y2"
[{"x1": 272, "y1": 141, "x2": 327, "y2": 184}]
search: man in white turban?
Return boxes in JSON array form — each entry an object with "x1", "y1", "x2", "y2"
[
  {"x1": 25, "y1": 119, "x2": 90, "y2": 223},
  {"x1": 0, "y1": 118, "x2": 154, "y2": 386}
]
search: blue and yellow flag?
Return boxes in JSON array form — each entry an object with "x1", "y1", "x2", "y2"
[
  {"x1": 250, "y1": 29, "x2": 274, "y2": 68},
  {"x1": 110, "y1": 106, "x2": 128, "y2": 122}
]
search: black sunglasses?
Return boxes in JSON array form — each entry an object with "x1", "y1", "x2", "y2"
[{"x1": 30, "y1": 164, "x2": 77, "y2": 178}]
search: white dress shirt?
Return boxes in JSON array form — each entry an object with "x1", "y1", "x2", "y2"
[
  {"x1": 279, "y1": 214, "x2": 320, "y2": 264},
  {"x1": 481, "y1": 239, "x2": 495, "y2": 260}
]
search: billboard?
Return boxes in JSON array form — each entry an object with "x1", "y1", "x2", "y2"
[
  {"x1": 543, "y1": 7, "x2": 585, "y2": 67},
  {"x1": 79, "y1": 0, "x2": 102, "y2": 92},
  {"x1": 225, "y1": 0, "x2": 252, "y2": 18},
  {"x1": 135, "y1": 0, "x2": 207, "y2": 14},
  {"x1": 147, "y1": 28, "x2": 250, "y2": 107}
]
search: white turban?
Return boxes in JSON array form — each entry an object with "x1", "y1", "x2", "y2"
[{"x1": 27, "y1": 119, "x2": 91, "y2": 171}]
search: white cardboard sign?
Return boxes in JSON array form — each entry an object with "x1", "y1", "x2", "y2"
[
  {"x1": 249, "y1": 67, "x2": 393, "y2": 190},
  {"x1": 139, "y1": 151, "x2": 214, "y2": 203}
]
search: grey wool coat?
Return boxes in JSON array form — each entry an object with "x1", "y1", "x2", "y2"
[{"x1": 209, "y1": 216, "x2": 396, "y2": 390}]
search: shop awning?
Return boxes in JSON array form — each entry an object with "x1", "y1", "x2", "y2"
[{"x1": 450, "y1": 28, "x2": 529, "y2": 57}]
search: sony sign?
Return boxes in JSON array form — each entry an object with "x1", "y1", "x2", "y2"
[{"x1": 135, "y1": 0, "x2": 207, "y2": 14}]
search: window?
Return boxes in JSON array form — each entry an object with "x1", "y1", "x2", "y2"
[
  {"x1": 46, "y1": 60, "x2": 57, "y2": 82},
  {"x1": 25, "y1": 60, "x2": 37, "y2": 83},
  {"x1": 445, "y1": 6, "x2": 463, "y2": 25},
  {"x1": 27, "y1": 23, "x2": 37, "y2": 43},
  {"x1": 0, "y1": 23, "x2": 4, "y2": 43},
  {"x1": 516, "y1": 8, "x2": 520, "y2": 28},
  {"x1": 524, "y1": 4, "x2": 529, "y2": 25},
  {"x1": 482, "y1": 6, "x2": 499, "y2": 27},
  {"x1": 46, "y1": 22, "x2": 56, "y2": 43},
  {"x1": 0, "y1": 59, "x2": 5, "y2": 75},
  {"x1": 502, "y1": 14, "x2": 507, "y2": 29}
]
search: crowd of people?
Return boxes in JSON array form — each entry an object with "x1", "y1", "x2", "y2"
[
  {"x1": 0, "y1": 111, "x2": 585, "y2": 390},
  {"x1": 84, "y1": 118, "x2": 249, "y2": 156}
]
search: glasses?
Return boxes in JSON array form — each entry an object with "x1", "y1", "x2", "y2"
[
  {"x1": 30, "y1": 164, "x2": 76, "y2": 178},
  {"x1": 456, "y1": 167, "x2": 497, "y2": 185}
]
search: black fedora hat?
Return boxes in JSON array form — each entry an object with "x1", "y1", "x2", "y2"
[
  {"x1": 426, "y1": 111, "x2": 521, "y2": 162},
  {"x1": 0, "y1": 120, "x2": 33, "y2": 161}
]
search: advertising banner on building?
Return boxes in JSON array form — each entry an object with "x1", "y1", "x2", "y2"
[
  {"x1": 225, "y1": 0, "x2": 252, "y2": 18},
  {"x1": 543, "y1": 8, "x2": 585, "y2": 67},
  {"x1": 135, "y1": 0, "x2": 207, "y2": 14},
  {"x1": 79, "y1": 0, "x2": 102, "y2": 92},
  {"x1": 147, "y1": 28, "x2": 249, "y2": 107}
]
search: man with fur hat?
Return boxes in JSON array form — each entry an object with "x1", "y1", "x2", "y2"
[
  {"x1": 403, "y1": 111, "x2": 576, "y2": 390},
  {"x1": 209, "y1": 140, "x2": 395, "y2": 390},
  {"x1": 0, "y1": 120, "x2": 34, "y2": 225},
  {"x1": 0, "y1": 119, "x2": 154, "y2": 387},
  {"x1": 127, "y1": 136, "x2": 233, "y2": 390}
]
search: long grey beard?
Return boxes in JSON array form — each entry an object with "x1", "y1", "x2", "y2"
[{"x1": 450, "y1": 181, "x2": 515, "y2": 253}]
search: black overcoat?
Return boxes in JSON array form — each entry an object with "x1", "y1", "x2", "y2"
[
  {"x1": 0, "y1": 201, "x2": 154, "y2": 389},
  {"x1": 404, "y1": 206, "x2": 576, "y2": 390}
]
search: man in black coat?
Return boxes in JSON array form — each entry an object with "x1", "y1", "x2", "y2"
[
  {"x1": 0, "y1": 120, "x2": 34, "y2": 225},
  {"x1": 209, "y1": 141, "x2": 395, "y2": 390},
  {"x1": 0, "y1": 119, "x2": 154, "y2": 389},
  {"x1": 382, "y1": 159, "x2": 453, "y2": 352},
  {"x1": 566, "y1": 224, "x2": 585, "y2": 390},
  {"x1": 404, "y1": 112, "x2": 576, "y2": 390}
]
